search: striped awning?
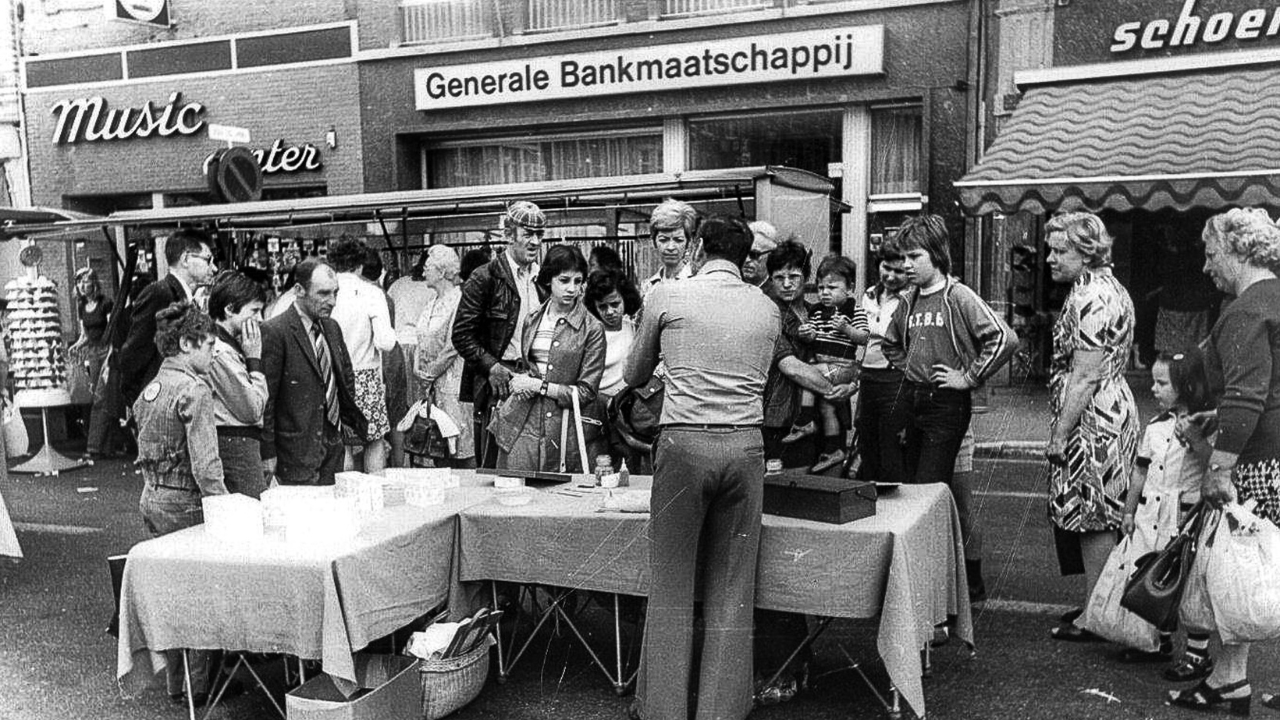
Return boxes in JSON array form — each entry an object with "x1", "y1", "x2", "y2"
[{"x1": 956, "y1": 66, "x2": 1280, "y2": 215}]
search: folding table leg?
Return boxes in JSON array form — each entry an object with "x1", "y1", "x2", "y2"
[
  {"x1": 491, "y1": 582, "x2": 509, "y2": 683},
  {"x1": 202, "y1": 654, "x2": 286, "y2": 720},
  {"x1": 183, "y1": 651, "x2": 196, "y2": 720},
  {"x1": 613, "y1": 594, "x2": 625, "y2": 696},
  {"x1": 758, "y1": 616, "x2": 832, "y2": 694}
]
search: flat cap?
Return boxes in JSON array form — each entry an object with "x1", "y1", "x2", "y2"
[{"x1": 503, "y1": 201, "x2": 546, "y2": 231}]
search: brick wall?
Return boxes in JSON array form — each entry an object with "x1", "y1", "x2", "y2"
[
  {"x1": 25, "y1": 63, "x2": 363, "y2": 205},
  {"x1": 24, "y1": 0, "x2": 352, "y2": 54}
]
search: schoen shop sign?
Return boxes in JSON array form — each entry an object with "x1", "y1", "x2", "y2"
[{"x1": 414, "y1": 26, "x2": 884, "y2": 111}]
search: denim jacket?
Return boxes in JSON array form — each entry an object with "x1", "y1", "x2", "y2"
[
  {"x1": 490, "y1": 300, "x2": 606, "y2": 466},
  {"x1": 132, "y1": 355, "x2": 227, "y2": 496}
]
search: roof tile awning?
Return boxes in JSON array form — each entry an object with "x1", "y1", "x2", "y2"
[{"x1": 956, "y1": 67, "x2": 1280, "y2": 215}]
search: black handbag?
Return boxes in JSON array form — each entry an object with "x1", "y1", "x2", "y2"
[
  {"x1": 404, "y1": 393, "x2": 453, "y2": 459},
  {"x1": 1121, "y1": 502, "x2": 1211, "y2": 631}
]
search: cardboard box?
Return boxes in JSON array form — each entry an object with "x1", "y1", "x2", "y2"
[
  {"x1": 287, "y1": 654, "x2": 420, "y2": 720},
  {"x1": 762, "y1": 472, "x2": 876, "y2": 524}
]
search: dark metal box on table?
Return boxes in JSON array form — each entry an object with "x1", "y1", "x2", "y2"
[{"x1": 762, "y1": 472, "x2": 877, "y2": 524}]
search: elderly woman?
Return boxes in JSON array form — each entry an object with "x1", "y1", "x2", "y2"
[
  {"x1": 642, "y1": 198, "x2": 699, "y2": 299},
  {"x1": 414, "y1": 245, "x2": 475, "y2": 469},
  {"x1": 1168, "y1": 208, "x2": 1280, "y2": 715},
  {"x1": 1043, "y1": 212, "x2": 1139, "y2": 641},
  {"x1": 491, "y1": 245, "x2": 605, "y2": 472}
]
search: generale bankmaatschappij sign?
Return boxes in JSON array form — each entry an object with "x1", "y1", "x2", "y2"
[{"x1": 414, "y1": 26, "x2": 885, "y2": 111}]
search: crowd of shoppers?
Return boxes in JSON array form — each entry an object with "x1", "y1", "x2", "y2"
[{"x1": 116, "y1": 198, "x2": 1280, "y2": 718}]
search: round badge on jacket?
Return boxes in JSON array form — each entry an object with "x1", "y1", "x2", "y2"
[{"x1": 143, "y1": 382, "x2": 162, "y2": 402}]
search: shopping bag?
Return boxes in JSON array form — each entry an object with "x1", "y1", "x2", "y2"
[
  {"x1": 1083, "y1": 536, "x2": 1160, "y2": 651},
  {"x1": 1205, "y1": 501, "x2": 1280, "y2": 644},
  {"x1": 1121, "y1": 502, "x2": 1208, "y2": 631},
  {"x1": 2, "y1": 399, "x2": 28, "y2": 458},
  {"x1": 1179, "y1": 511, "x2": 1219, "y2": 633},
  {"x1": 66, "y1": 355, "x2": 92, "y2": 405}
]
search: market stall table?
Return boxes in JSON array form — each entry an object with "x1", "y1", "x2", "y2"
[
  {"x1": 116, "y1": 484, "x2": 495, "y2": 699},
  {"x1": 457, "y1": 480, "x2": 973, "y2": 718}
]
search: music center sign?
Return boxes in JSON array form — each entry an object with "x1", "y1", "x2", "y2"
[{"x1": 413, "y1": 25, "x2": 885, "y2": 111}]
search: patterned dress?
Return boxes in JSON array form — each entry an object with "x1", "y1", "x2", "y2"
[{"x1": 1048, "y1": 266, "x2": 1139, "y2": 532}]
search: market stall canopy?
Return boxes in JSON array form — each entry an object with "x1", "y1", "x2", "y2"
[
  {"x1": 0, "y1": 206, "x2": 97, "y2": 232},
  {"x1": 0, "y1": 166, "x2": 845, "y2": 238},
  {"x1": 955, "y1": 66, "x2": 1280, "y2": 216}
]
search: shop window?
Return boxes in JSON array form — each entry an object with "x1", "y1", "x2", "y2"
[
  {"x1": 426, "y1": 129, "x2": 662, "y2": 188},
  {"x1": 527, "y1": 0, "x2": 621, "y2": 32},
  {"x1": 687, "y1": 109, "x2": 842, "y2": 178},
  {"x1": 871, "y1": 107, "x2": 922, "y2": 196},
  {"x1": 401, "y1": 0, "x2": 494, "y2": 44}
]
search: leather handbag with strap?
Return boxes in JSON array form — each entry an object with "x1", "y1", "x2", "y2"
[{"x1": 1121, "y1": 502, "x2": 1214, "y2": 631}]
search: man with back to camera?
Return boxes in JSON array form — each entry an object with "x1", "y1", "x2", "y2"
[
  {"x1": 625, "y1": 215, "x2": 779, "y2": 720},
  {"x1": 452, "y1": 201, "x2": 549, "y2": 468},
  {"x1": 259, "y1": 259, "x2": 367, "y2": 486},
  {"x1": 118, "y1": 228, "x2": 218, "y2": 407}
]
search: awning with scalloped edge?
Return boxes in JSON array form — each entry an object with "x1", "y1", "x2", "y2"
[{"x1": 956, "y1": 66, "x2": 1280, "y2": 216}]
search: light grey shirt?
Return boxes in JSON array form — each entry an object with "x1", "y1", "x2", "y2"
[{"x1": 625, "y1": 259, "x2": 780, "y2": 426}]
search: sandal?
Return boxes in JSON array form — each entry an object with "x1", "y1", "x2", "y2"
[
  {"x1": 1165, "y1": 655, "x2": 1215, "y2": 683},
  {"x1": 1260, "y1": 692, "x2": 1280, "y2": 712},
  {"x1": 1167, "y1": 679, "x2": 1251, "y2": 716}
]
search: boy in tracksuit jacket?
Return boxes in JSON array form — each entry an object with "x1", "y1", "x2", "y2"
[{"x1": 882, "y1": 215, "x2": 1018, "y2": 599}]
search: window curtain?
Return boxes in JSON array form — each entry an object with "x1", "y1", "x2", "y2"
[
  {"x1": 429, "y1": 134, "x2": 661, "y2": 188},
  {"x1": 871, "y1": 109, "x2": 922, "y2": 195}
]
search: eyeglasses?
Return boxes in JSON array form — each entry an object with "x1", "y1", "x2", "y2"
[
  {"x1": 747, "y1": 250, "x2": 769, "y2": 261},
  {"x1": 187, "y1": 252, "x2": 214, "y2": 263}
]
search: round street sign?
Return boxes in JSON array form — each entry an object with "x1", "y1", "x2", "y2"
[{"x1": 207, "y1": 146, "x2": 263, "y2": 203}]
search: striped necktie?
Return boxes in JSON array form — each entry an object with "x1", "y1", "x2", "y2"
[{"x1": 310, "y1": 323, "x2": 341, "y2": 428}]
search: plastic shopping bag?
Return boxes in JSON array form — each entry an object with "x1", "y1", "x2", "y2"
[
  {"x1": 2, "y1": 399, "x2": 28, "y2": 459},
  {"x1": 1178, "y1": 513, "x2": 1218, "y2": 633},
  {"x1": 1205, "y1": 501, "x2": 1280, "y2": 644},
  {"x1": 1084, "y1": 535, "x2": 1160, "y2": 651}
]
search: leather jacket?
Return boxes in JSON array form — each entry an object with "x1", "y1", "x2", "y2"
[{"x1": 452, "y1": 249, "x2": 547, "y2": 403}]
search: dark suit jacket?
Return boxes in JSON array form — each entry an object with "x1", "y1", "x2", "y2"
[
  {"x1": 260, "y1": 305, "x2": 367, "y2": 478},
  {"x1": 118, "y1": 274, "x2": 187, "y2": 407},
  {"x1": 452, "y1": 250, "x2": 547, "y2": 403}
]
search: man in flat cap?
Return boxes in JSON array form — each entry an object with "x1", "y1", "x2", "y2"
[{"x1": 452, "y1": 201, "x2": 549, "y2": 467}]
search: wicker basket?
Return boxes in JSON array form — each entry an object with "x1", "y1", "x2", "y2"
[{"x1": 419, "y1": 638, "x2": 492, "y2": 720}]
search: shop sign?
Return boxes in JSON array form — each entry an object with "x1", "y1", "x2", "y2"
[
  {"x1": 414, "y1": 26, "x2": 884, "y2": 111},
  {"x1": 252, "y1": 139, "x2": 322, "y2": 174},
  {"x1": 108, "y1": 0, "x2": 171, "y2": 28},
  {"x1": 1111, "y1": 0, "x2": 1280, "y2": 54},
  {"x1": 50, "y1": 92, "x2": 204, "y2": 144}
]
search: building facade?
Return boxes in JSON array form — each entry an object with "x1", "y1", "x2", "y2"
[
  {"x1": 15, "y1": 0, "x2": 363, "y2": 315},
  {"x1": 355, "y1": 0, "x2": 978, "y2": 283},
  {"x1": 962, "y1": 0, "x2": 1280, "y2": 378}
]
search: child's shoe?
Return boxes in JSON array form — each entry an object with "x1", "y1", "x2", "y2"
[
  {"x1": 811, "y1": 449, "x2": 846, "y2": 473},
  {"x1": 1163, "y1": 653, "x2": 1214, "y2": 682},
  {"x1": 781, "y1": 422, "x2": 816, "y2": 444}
]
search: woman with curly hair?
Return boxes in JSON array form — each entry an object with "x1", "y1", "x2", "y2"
[
  {"x1": 1043, "y1": 212, "x2": 1138, "y2": 642},
  {"x1": 132, "y1": 300, "x2": 226, "y2": 706},
  {"x1": 1168, "y1": 208, "x2": 1280, "y2": 715}
]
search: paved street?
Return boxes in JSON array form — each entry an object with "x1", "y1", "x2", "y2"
[{"x1": 2, "y1": 429, "x2": 1277, "y2": 720}]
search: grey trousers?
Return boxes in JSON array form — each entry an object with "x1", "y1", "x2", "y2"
[{"x1": 637, "y1": 426, "x2": 764, "y2": 720}]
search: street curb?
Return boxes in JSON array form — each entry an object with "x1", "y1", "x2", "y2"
[{"x1": 974, "y1": 440, "x2": 1042, "y2": 460}]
